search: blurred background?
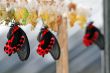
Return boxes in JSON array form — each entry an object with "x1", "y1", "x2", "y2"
[{"x1": 0, "y1": 0, "x2": 104, "y2": 73}]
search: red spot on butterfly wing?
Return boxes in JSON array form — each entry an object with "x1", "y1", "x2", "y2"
[
  {"x1": 37, "y1": 33, "x2": 56, "y2": 57},
  {"x1": 40, "y1": 40, "x2": 45, "y2": 45},
  {"x1": 42, "y1": 29, "x2": 48, "y2": 36},
  {"x1": 83, "y1": 34, "x2": 93, "y2": 47},
  {"x1": 92, "y1": 31, "x2": 99, "y2": 41},
  {"x1": 4, "y1": 36, "x2": 15, "y2": 55},
  {"x1": 11, "y1": 26, "x2": 19, "y2": 35},
  {"x1": 37, "y1": 44, "x2": 45, "y2": 57}
]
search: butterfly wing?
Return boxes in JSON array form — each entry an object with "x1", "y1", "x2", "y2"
[
  {"x1": 83, "y1": 24, "x2": 104, "y2": 50},
  {"x1": 16, "y1": 28, "x2": 30, "y2": 61},
  {"x1": 5, "y1": 26, "x2": 30, "y2": 61},
  {"x1": 49, "y1": 34, "x2": 60, "y2": 60},
  {"x1": 37, "y1": 29, "x2": 60, "y2": 60},
  {"x1": 93, "y1": 32, "x2": 104, "y2": 50}
]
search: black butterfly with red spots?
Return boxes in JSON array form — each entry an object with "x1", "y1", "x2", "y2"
[
  {"x1": 83, "y1": 21, "x2": 104, "y2": 50},
  {"x1": 37, "y1": 26, "x2": 60, "y2": 60},
  {"x1": 4, "y1": 22, "x2": 30, "y2": 61}
]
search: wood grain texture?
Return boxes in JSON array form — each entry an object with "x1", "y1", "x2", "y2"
[{"x1": 56, "y1": 17, "x2": 69, "y2": 73}]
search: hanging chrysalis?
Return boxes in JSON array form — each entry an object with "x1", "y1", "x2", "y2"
[
  {"x1": 68, "y1": 2, "x2": 76, "y2": 11},
  {"x1": 27, "y1": 10, "x2": 38, "y2": 30},
  {"x1": 0, "y1": 5, "x2": 7, "y2": 21},
  {"x1": 14, "y1": 7, "x2": 29, "y2": 25},
  {"x1": 4, "y1": 22, "x2": 30, "y2": 61},
  {"x1": 83, "y1": 21, "x2": 104, "y2": 50},
  {"x1": 76, "y1": 15, "x2": 87, "y2": 29},
  {"x1": 68, "y1": 11, "x2": 77, "y2": 27},
  {"x1": 67, "y1": 2, "x2": 77, "y2": 27},
  {"x1": 37, "y1": 26, "x2": 60, "y2": 60}
]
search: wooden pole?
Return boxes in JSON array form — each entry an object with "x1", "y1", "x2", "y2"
[{"x1": 56, "y1": 17, "x2": 69, "y2": 73}]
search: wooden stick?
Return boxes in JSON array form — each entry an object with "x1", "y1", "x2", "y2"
[{"x1": 56, "y1": 17, "x2": 69, "y2": 73}]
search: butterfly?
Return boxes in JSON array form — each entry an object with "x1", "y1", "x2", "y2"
[
  {"x1": 83, "y1": 21, "x2": 104, "y2": 50},
  {"x1": 37, "y1": 26, "x2": 60, "y2": 60},
  {"x1": 4, "y1": 22, "x2": 30, "y2": 61}
]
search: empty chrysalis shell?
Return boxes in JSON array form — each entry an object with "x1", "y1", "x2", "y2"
[
  {"x1": 27, "y1": 10, "x2": 38, "y2": 30},
  {"x1": 68, "y1": 12, "x2": 77, "y2": 27},
  {"x1": 76, "y1": 15, "x2": 87, "y2": 29},
  {"x1": 68, "y1": 2, "x2": 76, "y2": 11},
  {"x1": 15, "y1": 7, "x2": 29, "y2": 25}
]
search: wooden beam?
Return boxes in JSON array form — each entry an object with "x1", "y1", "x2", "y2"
[{"x1": 56, "y1": 17, "x2": 69, "y2": 73}]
